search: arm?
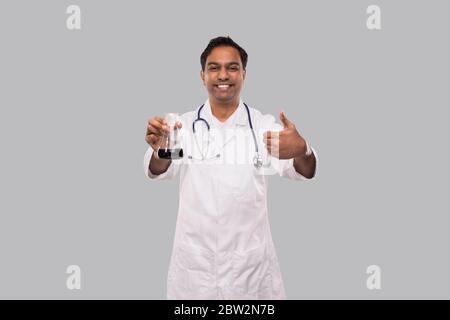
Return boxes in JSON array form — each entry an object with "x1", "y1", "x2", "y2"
[{"x1": 293, "y1": 149, "x2": 317, "y2": 179}]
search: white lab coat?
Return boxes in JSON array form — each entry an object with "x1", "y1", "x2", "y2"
[{"x1": 143, "y1": 99, "x2": 318, "y2": 299}]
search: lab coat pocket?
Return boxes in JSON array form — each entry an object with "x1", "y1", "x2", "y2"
[
  {"x1": 170, "y1": 243, "x2": 215, "y2": 295},
  {"x1": 231, "y1": 245, "x2": 271, "y2": 296},
  {"x1": 231, "y1": 165, "x2": 266, "y2": 203}
]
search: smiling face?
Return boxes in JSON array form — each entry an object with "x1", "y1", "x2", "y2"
[{"x1": 200, "y1": 46, "x2": 246, "y2": 106}]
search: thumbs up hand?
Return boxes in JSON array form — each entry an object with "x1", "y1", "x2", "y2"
[{"x1": 263, "y1": 111, "x2": 308, "y2": 159}]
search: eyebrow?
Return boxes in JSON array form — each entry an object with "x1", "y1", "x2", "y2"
[{"x1": 207, "y1": 61, "x2": 241, "y2": 67}]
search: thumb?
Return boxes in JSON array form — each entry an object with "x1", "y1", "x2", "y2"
[
  {"x1": 280, "y1": 111, "x2": 294, "y2": 129},
  {"x1": 174, "y1": 121, "x2": 183, "y2": 130}
]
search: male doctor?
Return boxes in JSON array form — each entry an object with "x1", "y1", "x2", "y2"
[{"x1": 144, "y1": 36, "x2": 317, "y2": 299}]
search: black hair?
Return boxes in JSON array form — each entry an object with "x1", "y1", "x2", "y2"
[{"x1": 200, "y1": 36, "x2": 248, "y2": 71}]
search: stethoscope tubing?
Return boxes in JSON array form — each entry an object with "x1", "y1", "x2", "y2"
[{"x1": 192, "y1": 103, "x2": 259, "y2": 152}]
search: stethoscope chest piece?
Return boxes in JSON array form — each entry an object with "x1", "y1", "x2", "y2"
[{"x1": 252, "y1": 153, "x2": 262, "y2": 169}]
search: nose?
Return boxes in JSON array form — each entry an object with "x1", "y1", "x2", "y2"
[{"x1": 218, "y1": 67, "x2": 229, "y2": 81}]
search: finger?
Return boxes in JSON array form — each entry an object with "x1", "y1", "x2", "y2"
[
  {"x1": 150, "y1": 135, "x2": 160, "y2": 145},
  {"x1": 148, "y1": 116, "x2": 166, "y2": 126},
  {"x1": 145, "y1": 133, "x2": 160, "y2": 146},
  {"x1": 149, "y1": 117, "x2": 165, "y2": 128},
  {"x1": 266, "y1": 143, "x2": 278, "y2": 156},
  {"x1": 263, "y1": 131, "x2": 272, "y2": 140},
  {"x1": 145, "y1": 134, "x2": 157, "y2": 145},
  {"x1": 147, "y1": 124, "x2": 167, "y2": 137},
  {"x1": 279, "y1": 111, "x2": 295, "y2": 129},
  {"x1": 265, "y1": 138, "x2": 280, "y2": 148},
  {"x1": 264, "y1": 131, "x2": 281, "y2": 141},
  {"x1": 149, "y1": 119, "x2": 169, "y2": 135},
  {"x1": 264, "y1": 135, "x2": 275, "y2": 146},
  {"x1": 146, "y1": 124, "x2": 159, "y2": 135},
  {"x1": 265, "y1": 141, "x2": 281, "y2": 158}
]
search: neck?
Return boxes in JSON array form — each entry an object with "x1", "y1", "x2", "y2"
[{"x1": 210, "y1": 98, "x2": 240, "y2": 122}]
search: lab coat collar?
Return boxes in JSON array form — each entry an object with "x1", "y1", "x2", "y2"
[{"x1": 201, "y1": 98, "x2": 248, "y2": 127}]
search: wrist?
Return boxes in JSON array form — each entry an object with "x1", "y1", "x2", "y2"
[
  {"x1": 153, "y1": 147, "x2": 160, "y2": 159},
  {"x1": 304, "y1": 139, "x2": 312, "y2": 157},
  {"x1": 297, "y1": 139, "x2": 312, "y2": 159}
]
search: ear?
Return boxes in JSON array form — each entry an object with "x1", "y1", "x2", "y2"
[
  {"x1": 242, "y1": 69, "x2": 246, "y2": 81},
  {"x1": 200, "y1": 70, "x2": 205, "y2": 86}
]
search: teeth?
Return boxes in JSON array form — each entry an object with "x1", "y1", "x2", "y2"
[{"x1": 218, "y1": 85, "x2": 230, "y2": 88}]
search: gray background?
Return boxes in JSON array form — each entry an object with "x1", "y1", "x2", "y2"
[{"x1": 0, "y1": 0, "x2": 449, "y2": 299}]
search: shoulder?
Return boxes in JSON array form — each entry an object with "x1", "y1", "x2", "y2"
[
  {"x1": 179, "y1": 106, "x2": 199, "y2": 124},
  {"x1": 181, "y1": 109, "x2": 196, "y2": 120}
]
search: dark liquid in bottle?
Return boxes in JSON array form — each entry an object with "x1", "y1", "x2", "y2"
[{"x1": 157, "y1": 148, "x2": 184, "y2": 160}]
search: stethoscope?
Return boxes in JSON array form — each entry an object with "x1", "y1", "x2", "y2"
[{"x1": 188, "y1": 103, "x2": 263, "y2": 168}]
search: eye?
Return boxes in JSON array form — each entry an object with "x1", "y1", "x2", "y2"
[{"x1": 208, "y1": 66, "x2": 218, "y2": 71}]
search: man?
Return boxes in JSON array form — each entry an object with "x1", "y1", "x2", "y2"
[{"x1": 144, "y1": 36, "x2": 317, "y2": 299}]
